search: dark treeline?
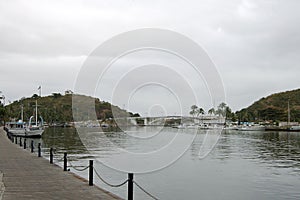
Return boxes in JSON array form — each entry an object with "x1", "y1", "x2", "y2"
[
  {"x1": 1, "y1": 93, "x2": 139, "y2": 124},
  {"x1": 236, "y1": 89, "x2": 300, "y2": 122}
]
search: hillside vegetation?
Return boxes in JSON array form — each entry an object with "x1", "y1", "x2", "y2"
[
  {"x1": 236, "y1": 89, "x2": 300, "y2": 122},
  {"x1": 3, "y1": 93, "x2": 138, "y2": 124}
]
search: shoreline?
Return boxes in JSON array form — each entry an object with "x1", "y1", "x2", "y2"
[{"x1": 0, "y1": 127, "x2": 123, "y2": 200}]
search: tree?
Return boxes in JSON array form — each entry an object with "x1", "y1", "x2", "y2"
[
  {"x1": 190, "y1": 105, "x2": 198, "y2": 117},
  {"x1": 225, "y1": 106, "x2": 233, "y2": 120},
  {"x1": 208, "y1": 108, "x2": 215, "y2": 115},
  {"x1": 32, "y1": 94, "x2": 39, "y2": 98},
  {"x1": 0, "y1": 103, "x2": 5, "y2": 125},
  {"x1": 218, "y1": 102, "x2": 227, "y2": 110},
  {"x1": 132, "y1": 113, "x2": 140, "y2": 117},
  {"x1": 196, "y1": 107, "x2": 205, "y2": 117},
  {"x1": 52, "y1": 93, "x2": 62, "y2": 98},
  {"x1": 189, "y1": 110, "x2": 196, "y2": 117},
  {"x1": 217, "y1": 102, "x2": 227, "y2": 117}
]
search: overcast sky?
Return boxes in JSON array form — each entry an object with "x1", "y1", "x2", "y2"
[{"x1": 1, "y1": 0, "x2": 300, "y2": 115}]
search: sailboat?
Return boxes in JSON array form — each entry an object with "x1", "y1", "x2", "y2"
[
  {"x1": 287, "y1": 100, "x2": 300, "y2": 131},
  {"x1": 25, "y1": 100, "x2": 44, "y2": 137},
  {"x1": 6, "y1": 105, "x2": 26, "y2": 136}
]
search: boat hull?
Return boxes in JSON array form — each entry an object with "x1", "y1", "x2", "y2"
[
  {"x1": 8, "y1": 128, "x2": 26, "y2": 136},
  {"x1": 25, "y1": 128, "x2": 44, "y2": 137},
  {"x1": 290, "y1": 126, "x2": 300, "y2": 131},
  {"x1": 238, "y1": 126, "x2": 265, "y2": 131}
]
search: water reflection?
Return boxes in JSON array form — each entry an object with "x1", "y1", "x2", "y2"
[
  {"x1": 42, "y1": 127, "x2": 87, "y2": 155},
  {"x1": 38, "y1": 127, "x2": 300, "y2": 200},
  {"x1": 210, "y1": 130, "x2": 300, "y2": 172},
  {"x1": 41, "y1": 127, "x2": 300, "y2": 172}
]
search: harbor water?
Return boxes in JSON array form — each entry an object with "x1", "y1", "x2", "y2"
[{"x1": 35, "y1": 127, "x2": 300, "y2": 200}]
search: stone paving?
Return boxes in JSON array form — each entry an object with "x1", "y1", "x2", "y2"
[{"x1": 0, "y1": 128, "x2": 123, "y2": 200}]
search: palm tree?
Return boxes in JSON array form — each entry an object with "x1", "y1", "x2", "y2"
[
  {"x1": 218, "y1": 102, "x2": 227, "y2": 110},
  {"x1": 190, "y1": 105, "x2": 198, "y2": 118},
  {"x1": 196, "y1": 107, "x2": 205, "y2": 117},
  {"x1": 189, "y1": 110, "x2": 195, "y2": 117},
  {"x1": 225, "y1": 106, "x2": 232, "y2": 119},
  {"x1": 208, "y1": 108, "x2": 215, "y2": 115},
  {"x1": 217, "y1": 102, "x2": 227, "y2": 117},
  {"x1": 196, "y1": 107, "x2": 205, "y2": 124}
]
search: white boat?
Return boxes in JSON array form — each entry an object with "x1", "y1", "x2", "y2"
[
  {"x1": 237, "y1": 125, "x2": 265, "y2": 131},
  {"x1": 6, "y1": 105, "x2": 26, "y2": 136},
  {"x1": 198, "y1": 124, "x2": 209, "y2": 129},
  {"x1": 290, "y1": 126, "x2": 300, "y2": 131},
  {"x1": 175, "y1": 124, "x2": 186, "y2": 129},
  {"x1": 25, "y1": 100, "x2": 44, "y2": 137},
  {"x1": 224, "y1": 125, "x2": 238, "y2": 130},
  {"x1": 286, "y1": 101, "x2": 300, "y2": 131},
  {"x1": 6, "y1": 120, "x2": 26, "y2": 136}
]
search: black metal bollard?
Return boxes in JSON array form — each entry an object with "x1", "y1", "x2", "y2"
[
  {"x1": 15, "y1": 136, "x2": 17, "y2": 144},
  {"x1": 50, "y1": 148, "x2": 53, "y2": 164},
  {"x1": 89, "y1": 160, "x2": 93, "y2": 186},
  {"x1": 23, "y1": 139, "x2": 26, "y2": 149},
  {"x1": 128, "y1": 173, "x2": 134, "y2": 200},
  {"x1": 19, "y1": 138, "x2": 22, "y2": 147},
  {"x1": 38, "y1": 143, "x2": 41, "y2": 157},
  {"x1": 63, "y1": 153, "x2": 67, "y2": 171},
  {"x1": 31, "y1": 140, "x2": 34, "y2": 153}
]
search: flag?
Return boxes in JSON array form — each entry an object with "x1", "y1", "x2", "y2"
[{"x1": 38, "y1": 86, "x2": 42, "y2": 97}]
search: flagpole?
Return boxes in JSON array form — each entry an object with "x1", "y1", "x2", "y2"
[{"x1": 38, "y1": 86, "x2": 42, "y2": 97}]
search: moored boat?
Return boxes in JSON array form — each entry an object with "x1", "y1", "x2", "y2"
[
  {"x1": 237, "y1": 125, "x2": 265, "y2": 131},
  {"x1": 289, "y1": 125, "x2": 300, "y2": 131},
  {"x1": 6, "y1": 120, "x2": 26, "y2": 136},
  {"x1": 25, "y1": 100, "x2": 44, "y2": 137},
  {"x1": 6, "y1": 105, "x2": 26, "y2": 136}
]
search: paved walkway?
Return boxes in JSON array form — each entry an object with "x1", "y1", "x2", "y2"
[{"x1": 0, "y1": 128, "x2": 123, "y2": 200}]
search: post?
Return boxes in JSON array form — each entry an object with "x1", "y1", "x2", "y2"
[
  {"x1": 15, "y1": 136, "x2": 17, "y2": 144},
  {"x1": 63, "y1": 153, "x2": 67, "y2": 171},
  {"x1": 89, "y1": 160, "x2": 93, "y2": 186},
  {"x1": 38, "y1": 143, "x2": 41, "y2": 157},
  {"x1": 31, "y1": 140, "x2": 34, "y2": 153},
  {"x1": 128, "y1": 173, "x2": 134, "y2": 200},
  {"x1": 23, "y1": 139, "x2": 26, "y2": 149},
  {"x1": 50, "y1": 148, "x2": 53, "y2": 164},
  {"x1": 19, "y1": 137, "x2": 22, "y2": 147}
]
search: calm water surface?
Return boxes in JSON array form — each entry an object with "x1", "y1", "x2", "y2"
[{"x1": 38, "y1": 127, "x2": 300, "y2": 200}]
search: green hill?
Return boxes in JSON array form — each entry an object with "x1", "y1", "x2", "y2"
[
  {"x1": 236, "y1": 89, "x2": 300, "y2": 122},
  {"x1": 3, "y1": 93, "x2": 139, "y2": 124}
]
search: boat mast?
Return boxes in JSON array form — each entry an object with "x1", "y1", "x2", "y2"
[
  {"x1": 288, "y1": 100, "x2": 290, "y2": 126},
  {"x1": 21, "y1": 104, "x2": 24, "y2": 121},
  {"x1": 35, "y1": 100, "x2": 38, "y2": 126}
]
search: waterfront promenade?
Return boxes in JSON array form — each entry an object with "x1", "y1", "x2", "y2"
[{"x1": 0, "y1": 128, "x2": 122, "y2": 200}]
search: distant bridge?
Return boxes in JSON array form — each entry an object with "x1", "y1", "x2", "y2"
[{"x1": 114, "y1": 115, "x2": 225, "y2": 126}]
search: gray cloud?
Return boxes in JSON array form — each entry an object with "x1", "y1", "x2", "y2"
[{"x1": 1, "y1": 0, "x2": 299, "y2": 112}]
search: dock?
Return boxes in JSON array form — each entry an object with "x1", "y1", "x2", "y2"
[{"x1": 0, "y1": 128, "x2": 123, "y2": 200}]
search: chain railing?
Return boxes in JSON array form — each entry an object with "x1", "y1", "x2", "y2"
[
  {"x1": 133, "y1": 180, "x2": 159, "y2": 200},
  {"x1": 4, "y1": 129, "x2": 160, "y2": 200},
  {"x1": 93, "y1": 167, "x2": 128, "y2": 188},
  {"x1": 67, "y1": 159, "x2": 90, "y2": 172}
]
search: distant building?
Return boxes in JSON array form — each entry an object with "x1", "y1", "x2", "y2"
[
  {"x1": 65, "y1": 90, "x2": 73, "y2": 95},
  {"x1": 278, "y1": 122, "x2": 299, "y2": 127}
]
